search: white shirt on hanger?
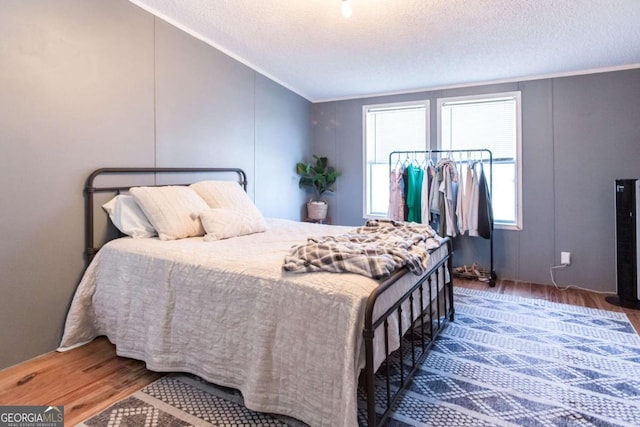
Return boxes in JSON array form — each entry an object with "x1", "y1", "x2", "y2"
[{"x1": 465, "y1": 164, "x2": 479, "y2": 236}]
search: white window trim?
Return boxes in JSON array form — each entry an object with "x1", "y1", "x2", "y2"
[
  {"x1": 436, "y1": 91, "x2": 523, "y2": 231},
  {"x1": 362, "y1": 100, "x2": 430, "y2": 219}
]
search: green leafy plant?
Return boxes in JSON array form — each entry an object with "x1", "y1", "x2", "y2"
[{"x1": 296, "y1": 155, "x2": 341, "y2": 201}]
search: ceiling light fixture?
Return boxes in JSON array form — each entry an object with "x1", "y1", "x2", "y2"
[{"x1": 341, "y1": 0, "x2": 353, "y2": 18}]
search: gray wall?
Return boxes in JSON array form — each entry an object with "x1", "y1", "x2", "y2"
[
  {"x1": 0, "y1": 0, "x2": 310, "y2": 369},
  {"x1": 312, "y1": 69, "x2": 640, "y2": 291}
]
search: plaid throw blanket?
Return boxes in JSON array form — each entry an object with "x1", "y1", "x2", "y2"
[{"x1": 283, "y1": 220, "x2": 443, "y2": 279}]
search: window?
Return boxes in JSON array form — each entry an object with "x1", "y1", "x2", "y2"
[
  {"x1": 363, "y1": 101, "x2": 429, "y2": 218},
  {"x1": 437, "y1": 92, "x2": 522, "y2": 229}
]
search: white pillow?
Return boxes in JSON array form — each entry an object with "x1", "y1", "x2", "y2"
[
  {"x1": 102, "y1": 194, "x2": 157, "y2": 238},
  {"x1": 130, "y1": 186, "x2": 209, "y2": 240},
  {"x1": 190, "y1": 180, "x2": 267, "y2": 232},
  {"x1": 200, "y1": 208, "x2": 267, "y2": 241},
  {"x1": 102, "y1": 194, "x2": 158, "y2": 239}
]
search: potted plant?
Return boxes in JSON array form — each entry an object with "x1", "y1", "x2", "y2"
[{"x1": 296, "y1": 155, "x2": 341, "y2": 220}]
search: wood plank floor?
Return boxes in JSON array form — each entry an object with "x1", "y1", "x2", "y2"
[
  {"x1": 0, "y1": 278, "x2": 638, "y2": 426},
  {"x1": 0, "y1": 337, "x2": 162, "y2": 425}
]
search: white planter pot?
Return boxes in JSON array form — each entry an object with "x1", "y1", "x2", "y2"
[{"x1": 307, "y1": 201, "x2": 328, "y2": 220}]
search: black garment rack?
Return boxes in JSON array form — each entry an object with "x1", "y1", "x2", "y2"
[{"x1": 389, "y1": 149, "x2": 497, "y2": 286}]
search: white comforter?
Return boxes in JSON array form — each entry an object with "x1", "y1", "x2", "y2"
[{"x1": 59, "y1": 218, "x2": 446, "y2": 427}]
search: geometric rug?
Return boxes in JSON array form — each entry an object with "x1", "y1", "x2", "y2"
[
  {"x1": 77, "y1": 288, "x2": 640, "y2": 427},
  {"x1": 77, "y1": 373, "x2": 304, "y2": 427},
  {"x1": 381, "y1": 288, "x2": 640, "y2": 427}
]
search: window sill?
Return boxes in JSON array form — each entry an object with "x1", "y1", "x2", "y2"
[{"x1": 495, "y1": 223, "x2": 522, "y2": 231}]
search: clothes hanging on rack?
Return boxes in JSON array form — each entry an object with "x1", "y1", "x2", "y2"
[
  {"x1": 456, "y1": 160, "x2": 466, "y2": 235},
  {"x1": 477, "y1": 163, "x2": 493, "y2": 239},
  {"x1": 464, "y1": 162, "x2": 480, "y2": 237},
  {"x1": 388, "y1": 169, "x2": 404, "y2": 221},
  {"x1": 388, "y1": 149, "x2": 495, "y2": 285},
  {"x1": 405, "y1": 164, "x2": 424, "y2": 223},
  {"x1": 460, "y1": 161, "x2": 493, "y2": 240},
  {"x1": 421, "y1": 165, "x2": 434, "y2": 223},
  {"x1": 428, "y1": 164, "x2": 440, "y2": 219},
  {"x1": 436, "y1": 159, "x2": 459, "y2": 237},
  {"x1": 402, "y1": 167, "x2": 409, "y2": 220},
  {"x1": 386, "y1": 152, "x2": 491, "y2": 239}
]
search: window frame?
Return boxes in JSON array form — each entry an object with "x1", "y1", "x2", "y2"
[
  {"x1": 362, "y1": 100, "x2": 430, "y2": 219},
  {"x1": 436, "y1": 91, "x2": 523, "y2": 231}
]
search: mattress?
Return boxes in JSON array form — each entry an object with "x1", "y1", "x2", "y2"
[{"x1": 59, "y1": 218, "x2": 449, "y2": 427}]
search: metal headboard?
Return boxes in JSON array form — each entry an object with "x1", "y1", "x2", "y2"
[{"x1": 85, "y1": 167, "x2": 247, "y2": 261}]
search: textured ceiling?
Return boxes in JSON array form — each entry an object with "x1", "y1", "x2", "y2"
[{"x1": 129, "y1": 0, "x2": 640, "y2": 102}]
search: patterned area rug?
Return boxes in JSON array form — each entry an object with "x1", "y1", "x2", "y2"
[{"x1": 78, "y1": 288, "x2": 640, "y2": 426}]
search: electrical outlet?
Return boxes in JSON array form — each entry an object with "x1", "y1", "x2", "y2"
[{"x1": 561, "y1": 252, "x2": 571, "y2": 265}]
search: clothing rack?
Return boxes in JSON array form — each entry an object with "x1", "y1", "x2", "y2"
[{"x1": 389, "y1": 149, "x2": 497, "y2": 286}]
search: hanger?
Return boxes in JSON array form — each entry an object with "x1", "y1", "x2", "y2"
[
  {"x1": 420, "y1": 153, "x2": 428, "y2": 168},
  {"x1": 394, "y1": 156, "x2": 403, "y2": 172},
  {"x1": 411, "y1": 152, "x2": 420, "y2": 167},
  {"x1": 403, "y1": 152, "x2": 410, "y2": 168}
]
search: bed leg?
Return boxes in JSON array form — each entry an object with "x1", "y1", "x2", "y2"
[
  {"x1": 447, "y1": 246, "x2": 455, "y2": 322},
  {"x1": 363, "y1": 329, "x2": 377, "y2": 427},
  {"x1": 449, "y1": 281, "x2": 455, "y2": 321}
]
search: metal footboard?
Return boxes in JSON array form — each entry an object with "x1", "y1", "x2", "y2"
[{"x1": 362, "y1": 237, "x2": 454, "y2": 426}]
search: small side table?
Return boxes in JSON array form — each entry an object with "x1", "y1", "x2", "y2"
[{"x1": 303, "y1": 217, "x2": 331, "y2": 225}]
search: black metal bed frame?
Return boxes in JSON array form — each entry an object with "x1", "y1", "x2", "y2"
[{"x1": 84, "y1": 167, "x2": 454, "y2": 427}]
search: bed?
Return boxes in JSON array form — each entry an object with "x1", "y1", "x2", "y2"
[{"x1": 59, "y1": 167, "x2": 454, "y2": 427}]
